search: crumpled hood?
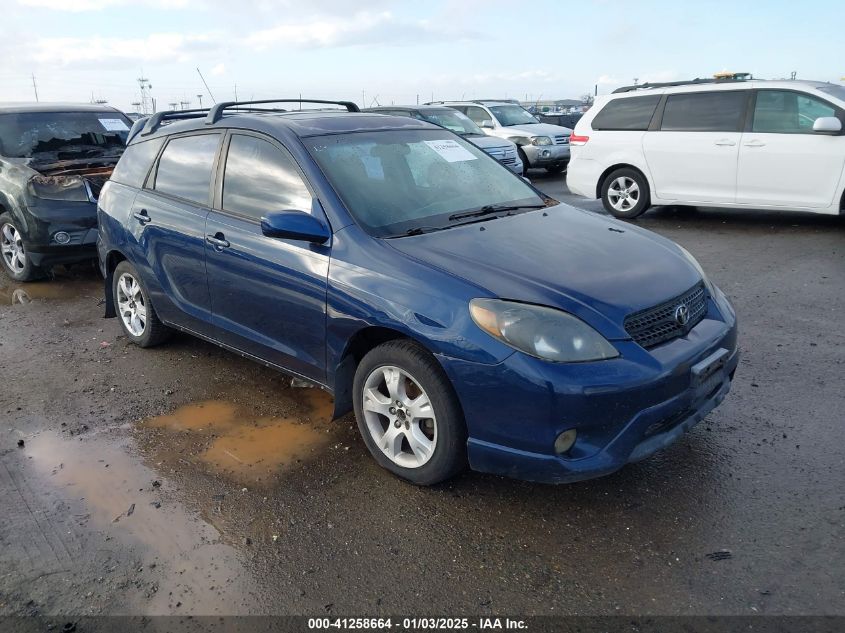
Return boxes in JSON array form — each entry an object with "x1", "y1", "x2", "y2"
[
  {"x1": 387, "y1": 205, "x2": 702, "y2": 339},
  {"x1": 499, "y1": 122, "x2": 572, "y2": 138}
]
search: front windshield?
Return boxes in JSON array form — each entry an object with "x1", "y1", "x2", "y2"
[
  {"x1": 818, "y1": 85, "x2": 845, "y2": 104},
  {"x1": 419, "y1": 110, "x2": 484, "y2": 136},
  {"x1": 489, "y1": 105, "x2": 539, "y2": 126},
  {"x1": 0, "y1": 111, "x2": 131, "y2": 159},
  {"x1": 305, "y1": 129, "x2": 542, "y2": 237}
]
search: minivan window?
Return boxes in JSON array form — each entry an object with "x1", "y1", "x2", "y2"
[
  {"x1": 591, "y1": 95, "x2": 661, "y2": 131},
  {"x1": 660, "y1": 91, "x2": 747, "y2": 132},
  {"x1": 752, "y1": 90, "x2": 837, "y2": 133},
  {"x1": 305, "y1": 129, "x2": 542, "y2": 237},
  {"x1": 222, "y1": 134, "x2": 312, "y2": 219},
  {"x1": 153, "y1": 134, "x2": 220, "y2": 205},
  {"x1": 110, "y1": 137, "x2": 164, "y2": 188}
]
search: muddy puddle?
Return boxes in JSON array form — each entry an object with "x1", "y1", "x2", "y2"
[
  {"x1": 0, "y1": 269, "x2": 102, "y2": 306},
  {"x1": 139, "y1": 388, "x2": 335, "y2": 485},
  {"x1": 23, "y1": 430, "x2": 261, "y2": 614}
]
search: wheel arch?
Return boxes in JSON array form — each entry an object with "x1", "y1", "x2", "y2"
[
  {"x1": 331, "y1": 325, "x2": 427, "y2": 420},
  {"x1": 102, "y1": 249, "x2": 128, "y2": 318}
]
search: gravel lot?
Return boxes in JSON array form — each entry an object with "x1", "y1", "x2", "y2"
[{"x1": 1, "y1": 172, "x2": 843, "y2": 619}]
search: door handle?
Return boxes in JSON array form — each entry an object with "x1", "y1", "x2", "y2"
[
  {"x1": 714, "y1": 139, "x2": 736, "y2": 146},
  {"x1": 205, "y1": 233, "x2": 230, "y2": 249},
  {"x1": 744, "y1": 140, "x2": 766, "y2": 148},
  {"x1": 133, "y1": 209, "x2": 151, "y2": 224}
]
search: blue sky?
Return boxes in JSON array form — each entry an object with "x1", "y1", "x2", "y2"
[{"x1": 0, "y1": 0, "x2": 842, "y2": 112}]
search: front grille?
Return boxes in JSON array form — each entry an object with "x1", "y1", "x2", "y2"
[
  {"x1": 500, "y1": 157, "x2": 516, "y2": 165},
  {"x1": 624, "y1": 282, "x2": 708, "y2": 349},
  {"x1": 553, "y1": 135, "x2": 569, "y2": 145}
]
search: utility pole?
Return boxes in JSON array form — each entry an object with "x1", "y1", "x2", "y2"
[
  {"x1": 196, "y1": 94, "x2": 203, "y2": 108},
  {"x1": 31, "y1": 73, "x2": 39, "y2": 102},
  {"x1": 168, "y1": 102, "x2": 178, "y2": 111},
  {"x1": 180, "y1": 100, "x2": 190, "y2": 110},
  {"x1": 196, "y1": 68, "x2": 216, "y2": 104}
]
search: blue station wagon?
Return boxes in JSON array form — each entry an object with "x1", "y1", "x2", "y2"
[{"x1": 97, "y1": 99, "x2": 739, "y2": 485}]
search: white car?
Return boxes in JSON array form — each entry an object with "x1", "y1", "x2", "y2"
[
  {"x1": 430, "y1": 100, "x2": 572, "y2": 175},
  {"x1": 567, "y1": 79, "x2": 845, "y2": 218}
]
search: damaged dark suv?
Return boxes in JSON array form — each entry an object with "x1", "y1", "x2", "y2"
[{"x1": 0, "y1": 103, "x2": 131, "y2": 281}]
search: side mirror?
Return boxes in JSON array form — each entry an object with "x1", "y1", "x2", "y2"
[
  {"x1": 812, "y1": 117, "x2": 842, "y2": 134},
  {"x1": 480, "y1": 120, "x2": 495, "y2": 129},
  {"x1": 260, "y1": 210, "x2": 330, "y2": 244}
]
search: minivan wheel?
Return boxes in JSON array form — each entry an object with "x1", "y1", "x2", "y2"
[
  {"x1": 112, "y1": 261, "x2": 171, "y2": 347},
  {"x1": 353, "y1": 340, "x2": 467, "y2": 485},
  {"x1": 601, "y1": 168, "x2": 650, "y2": 219},
  {"x1": 0, "y1": 214, "x2": 43, "y2": 282}
]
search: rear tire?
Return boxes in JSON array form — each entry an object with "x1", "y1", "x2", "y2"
[
  {"x1": 0, "y1": 213, "x2": 44, "y2": 282},
  {"x1": 112, "y1": 260, "x2": 171, "y2": 347},
  {"x1": 353, "y1": 339, "x2": 467, "y2": 486},
  {"x1": 601, "y1": 168, "x2": 650, "y2": 219}
]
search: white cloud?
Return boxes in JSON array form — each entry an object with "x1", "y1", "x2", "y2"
[
  {"x1": 18, "y1": 0, "x2": 188, "y2": 10},
  {"x1": 246, "y1": 11, "x2": 478, "y2": 50},
  {"x1": 210, "y1": 63, "x2": 226, "y2": 76},
  {"x1": 32, "y1": 32, "x2": 221, "y2": 65}
]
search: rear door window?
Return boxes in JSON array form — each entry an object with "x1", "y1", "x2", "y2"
[
  {"x1": 660, "y1": 91, "x2": 747, "y2": 132},
  {"x1": 752, "y1": 90, "x2": 838, "y2": 133},
  {"x1": 153, "y1": 134, "x2": 221, "y2": 205},
  {"x1": 110, "y1": 137, "x2": 164, "y2": 188},
  {"x1": 591, "y1": 95, "x2": 661, "y2": 130},
  {"x1": 221, "y1": 134, "x2": 312, "y2": 219}
]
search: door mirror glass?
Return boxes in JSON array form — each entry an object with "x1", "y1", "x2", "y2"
[
  {"x1": 812, "y1": 117, "x2": 842, "y2": 133},
  {"x1": 260, "y1": 210, "x2": 330, "y2": 244}
]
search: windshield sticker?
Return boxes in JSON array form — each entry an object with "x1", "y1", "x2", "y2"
[
  {"x1": 98, "y1": 118, "x2": 130, "y2": 132},
  {"x1": 423, "y1": 139, "x2": 477, "y2": 163}
]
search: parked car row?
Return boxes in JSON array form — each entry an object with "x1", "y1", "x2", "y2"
[{"x1": 1, "y1": 96, "x2": 739, "y2": 488}]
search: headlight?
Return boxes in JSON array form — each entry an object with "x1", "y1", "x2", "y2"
[
  {"x1": 677, "y1": 245, "x2": 715, "y2": 294},
  {"x1": 531, "y1": 136, "x2": 552, "y2": 146},
  {"x1": 469, "y1": 299, "x2": 619, "y2": 363},
  {"x1": 27, "y1": 175, "x2": 89, "y2": 202}
]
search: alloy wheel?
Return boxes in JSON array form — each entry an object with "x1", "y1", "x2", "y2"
[
  {"x1": 607, "y1": 176, "x2": 641, "y2": 212},
  {"x1": 116, "y1": 272, "x2": 147, "y2": 337},
  {"x1": 361, "y1": 365, "x2": 437, "y2": 468},
  {"x1": 1, "y1": 223, "x2": 26, "y2": 274}
]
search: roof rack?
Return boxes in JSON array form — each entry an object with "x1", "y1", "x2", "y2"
[
  {"x1": 206, "y1": 99, "x2": 359, "y2": 124},
  {"x1": 612, "y1": 76, "x2": 753, "y2": 94},
  {"x1": 137, "y1": 108, "x2": 209, "y2": 138}
]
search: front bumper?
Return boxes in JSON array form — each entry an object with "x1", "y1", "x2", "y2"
[
  {"x1": 438, "y1": 294, "x2": 738, "y2": 484},
  {"x1": 20, "y1": 199, "x2": 98, "y2": 267},
  {"x1": 522, "y1": 143, "x2": 570, "y2": 168}
]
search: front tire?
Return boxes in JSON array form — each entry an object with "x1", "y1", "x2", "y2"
[
  {"x1": 112, "y1": 261, "x2": 171, "y2": 347},
  {"x1": 601, "y1": 168, "x2": 650, "y2": 219},
  {"x1": 0, "y1": 214, "x2": 43, "y2": 282},
  {"x1": 545, "y1": 163, "x2": 567, "y2": 175},
  {"x1": 353, "y1": 340, "x2": 467, "y2": 485},
  {"x1": 518, "y1": 149, "x2": 530, "y2": 177}
]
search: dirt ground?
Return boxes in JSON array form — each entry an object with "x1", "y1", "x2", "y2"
[{"x1": 1, "y1": 174, "x2": 844, "y2": 620}]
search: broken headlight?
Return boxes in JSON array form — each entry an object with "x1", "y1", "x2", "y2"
[{"x1": 27, "y1": 175, "x2": 90, "y2": 202}]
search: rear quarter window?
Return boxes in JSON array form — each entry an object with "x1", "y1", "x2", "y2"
[
  {"x1": 109, "y1": 138, "x2": 164, "y2": 188},
  {"x1": 660, "y1": 91, "x2": 747, "y2": 132},
  {"x1": 591, "y1": 95, "x2": 661, "y2": 131}
]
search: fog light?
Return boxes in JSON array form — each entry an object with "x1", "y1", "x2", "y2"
[
  {"x1": 54, "y1": 231, "x2": 71, "y2": 245},
  {"x1": 541, "y1": 149, "x2": 551, "y2": 158},
  {"x1": 554, "y1": 429, "x2": 577, "y2": 455}
]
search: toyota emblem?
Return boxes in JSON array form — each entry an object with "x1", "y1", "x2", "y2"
[{"x1": 674, "y1": 303, "x2": 690, "y2": 326}]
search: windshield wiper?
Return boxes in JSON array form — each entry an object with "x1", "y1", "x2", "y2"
[
  {"x1": 448, "y1": 204, "x2": 544, "y2": 222},
  {"x1": 389, "y1": 226, "x2": 447, "y2": 238}
]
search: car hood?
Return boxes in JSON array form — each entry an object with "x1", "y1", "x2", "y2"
[
  {"x1": 498, "y1": 122, "x2": 572, "y2": 137},
  {"x1": 386, "y1": 205, "x2": 702, "y2": 339},
  {"x1": 465, "y1": 135, "x2": 515, "y2": 151}
]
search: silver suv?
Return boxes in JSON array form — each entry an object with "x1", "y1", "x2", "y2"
[{"x1": 431, "y1": 100, "x2": 572, "y2": 174}]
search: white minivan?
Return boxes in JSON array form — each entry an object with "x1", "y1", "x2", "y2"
[{"x1": 567, "y1": 80, "x2": 845, "y2": 218}]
